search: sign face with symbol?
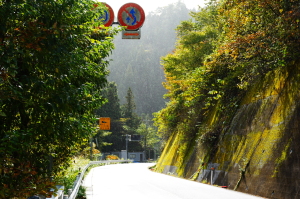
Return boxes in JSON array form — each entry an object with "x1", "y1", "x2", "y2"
[
  {"x1": 99, "y1": 117, "x2": 110, "y2": 130},
  {"x1": 117, "y1": 3, "x2": 145, "y2": 30},
  {"x1": 96, "y1": 3, "x2": 114, "y2": 27}
]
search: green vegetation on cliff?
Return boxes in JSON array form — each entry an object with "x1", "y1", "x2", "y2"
[{"x1": 154, "y1": 0, "x2": 300, "y2": 198}]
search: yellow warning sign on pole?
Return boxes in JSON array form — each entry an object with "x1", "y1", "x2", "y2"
[{"x1": 99, "y1": 117, "x2": 110, "y2": 130}]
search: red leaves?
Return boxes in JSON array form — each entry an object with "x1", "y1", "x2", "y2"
[
  {"x1": 0, "y1": 69, "x2": 8, "y2": 81},
  {"x1": 0, "y1": 159, "x2": 57, "y2": 198},
  {"x1": 4, "y1": 21, "x2": 60, "y2": 52}
]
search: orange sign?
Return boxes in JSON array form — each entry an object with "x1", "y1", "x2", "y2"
[
  {"x1": 122, "y1": 30, "x2": 141, "y2": 39},
  {"x1": 99, "y1": 117, "x2": 110, "y2": 130},
  {"x1": 124, "y1": 32, "x2": 139, "y2": 36}
]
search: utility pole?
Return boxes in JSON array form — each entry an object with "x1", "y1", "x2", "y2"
[
  {"x1": 144, "y1": 131, "x2": 147, "y2": 160},
  {"x1": 125, "y1": 134, "x2": 131, "y2": 160},
  {"x1": 90, "y1": 137, "x2": 93, "y2": 160},
  {"x1": 126, "y1": 134, "x2": 128, "y2": 160}
]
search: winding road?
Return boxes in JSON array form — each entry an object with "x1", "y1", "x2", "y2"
[{"x1": 82, "y1": 163, "x2": 266, "y2": 199}]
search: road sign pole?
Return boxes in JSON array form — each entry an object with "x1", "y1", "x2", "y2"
[
  {"x1": 211, "y1": 167, "x2": 215, "y2": 185},
  {"x1": 90, "y1": 137, "x2": 93, "y2": 160},
  {"x1": 126, "y1": 134, "x2": 128, "y2": 160}
]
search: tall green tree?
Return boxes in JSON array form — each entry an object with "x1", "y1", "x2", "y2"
[
  {"x1": 122, "y1": 88, "x2": 140, "y2": 129},
  {"x1": 95, "y1": 82, "x2": 121, "y2": 120},
  {"x1": 136, "y1": 122, "x2": 161, "y2": 159},
  {"x1": 0, "y1": 1, "x2": 120, "y2": 197},
  {"x1": 99, "y1": 87, "x2": 143, "y2": 152},
  {"x1": 121, "y1": 88, "x2": 143, "y2": 151},
  {"x1": 94, "y1": 82, "x2": 123, "y2": 151},
  {"x1": 154, "y1": 1, "x2": 221, "y2": 142}
]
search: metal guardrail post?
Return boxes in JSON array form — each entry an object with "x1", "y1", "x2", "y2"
[
  {"x1": 68, "y1": 189, "x2": 72, "y2": 197},
  {"x1": 45, "y1": 160, "x2": 133, "y2": 199},
  {"x1": 42, "y1": 160, "x2": 133, "y2": 199},
  {"x1": 211, "y1": 168, "x2": 214, "y2": 185},
  {"x1": 46, "y1": 185, "x2": 64, "y2": 199}
]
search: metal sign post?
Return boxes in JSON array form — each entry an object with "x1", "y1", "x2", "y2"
[{"x1": 125, "y1": 134, "x2": 131, "y2": 160}]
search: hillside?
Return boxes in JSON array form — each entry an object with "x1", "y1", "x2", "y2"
[
  {"x1": 153, "y1": 1, "x2": 300, "y2": 198},
  {"x1": 155, "y1": 64, "x2": 300, "y2": 198},
  {"x1": 108, "y1": 2, "x2": 191, "y2": 115}
]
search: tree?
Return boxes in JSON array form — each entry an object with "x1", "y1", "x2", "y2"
[
  {"x1": 122, "y1": 88, "x2": 140, "y2": 129},
  {"x1": 122, "y1": 88, "x2": 142, "y2": 151},
  {"x1": 136, "y1": 122, "x2": 161, "y2": 159},
  {"x1": 209, "y1": 0, "x2": 300, "y2": 89},
  {"x1": 94, "y1": 82, "x2": 122, "y2": 151},
  {"x1": 95, "y1": 82, "x2": 122, "y2": 120},
  {"x1": 154, "y1": 1, "x2": 221, "y2": 142},
  {"x1": 0, "y1": 1, "x2": 120, "y2": 197}
]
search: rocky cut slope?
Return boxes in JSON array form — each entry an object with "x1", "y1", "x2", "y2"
[{"x1": 155, "y1": 64, "x2": 300, "y2": 199}]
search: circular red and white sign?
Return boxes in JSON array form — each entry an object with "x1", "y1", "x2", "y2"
[
  {"x1": 96, "y1": 3, "x2": 115, "y2": 27},
  {"x1": 117, "y1": 3, "x2": 145, "y2": 30}
]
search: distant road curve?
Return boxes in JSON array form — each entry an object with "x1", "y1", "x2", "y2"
[{"x1": 82, "y1": 163, "x2": 267, "y2": 199}]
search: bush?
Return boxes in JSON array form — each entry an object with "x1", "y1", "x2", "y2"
[
  {"x1": 106, "y1": 155, "x2": 119, "y2": 160},
  {"x1": 56, "y1": 157, "x2": 89, "y2": 191},
  {"x1": 76, "y1": 186, "x2": 87, "y2": 199}
]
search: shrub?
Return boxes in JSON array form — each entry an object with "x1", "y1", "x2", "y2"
[{"x1": 106, "y1": 155, "x2": 119, "y2": 160}]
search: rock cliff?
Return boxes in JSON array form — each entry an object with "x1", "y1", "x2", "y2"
[{"x1": 155, "y1": 64, "x2": 300, "y2": 199}]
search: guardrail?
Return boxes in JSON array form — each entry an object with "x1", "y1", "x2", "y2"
[{"x1": 47, "y1": 160, "x2": 133, "y2": 199}]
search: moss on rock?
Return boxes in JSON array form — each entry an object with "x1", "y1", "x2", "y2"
[{"x1": 155, "y1": 64, "x2": 300, "y2": 198}]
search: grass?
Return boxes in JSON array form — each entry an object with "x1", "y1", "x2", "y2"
[{"x1": 55, "y1": 156, "x2": 90, "y2": 196}]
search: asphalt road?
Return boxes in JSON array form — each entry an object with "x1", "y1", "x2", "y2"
[{"x1": 82, "y1": 163, "x2": 266, "y2": 199}]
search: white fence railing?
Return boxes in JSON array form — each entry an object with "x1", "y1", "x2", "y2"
[{"x1": 47, "y1": 160, "x2": 133, "y2": 199}]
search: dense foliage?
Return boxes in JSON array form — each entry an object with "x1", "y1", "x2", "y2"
[
  {"x1": 0, "y1": 0, "x2": 120, "y2": 197},
  {"x1": 154, "y1": 0, "x2": 300, "y2": 146}
]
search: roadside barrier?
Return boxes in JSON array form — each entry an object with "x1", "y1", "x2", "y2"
[{"x1": 46, "y1": 160, "x2": 133, "y2": 199}]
